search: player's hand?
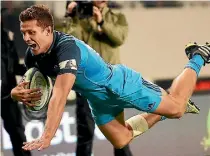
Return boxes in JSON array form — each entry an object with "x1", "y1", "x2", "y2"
[
  {"x1": 67, "y1": 1, "x2": 77, "y2": 14},
  {"x1": 11, "y1": 81, "x2": 42, "y2": 106},
  {"x1": 22, "y1": 136, "x2": 51, "y2": 151},
  {"x1": 93, "y1": 6, "x2": 103, "y2": 23}
]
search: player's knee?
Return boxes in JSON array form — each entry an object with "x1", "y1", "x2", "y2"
[
  {"x1": 166, "y1": 95, "x2": 185, "y2": 118},
  {"x1": 110, "y1": 134, "x2": 132, "y2": 149},
  {"x1": 112, "y1": 139, "x2": 130, "y2": 149},
  {"x1": 168, "y1": 107, "x2": 184, "y2": 118}
]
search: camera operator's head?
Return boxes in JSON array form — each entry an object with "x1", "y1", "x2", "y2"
[
  {"x1": 66, "y1": 1, "x2": 108, "y2": 20},
  {"x1": 93, "y1": 1, "x2": 108, "y2": 10}
]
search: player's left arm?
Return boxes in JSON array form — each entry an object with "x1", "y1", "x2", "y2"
[
  {"x1": 22, "y1": 39, "x2": 81, "y2": 151},
  {"x1": 42, "y1": 73, "x2": 75, "y2": 142},
  {"x1": 22, "y1": 74, "x2": 76, "y2": 151},
  {"x1": 42, "y1": 40, "x2": 81, "y2": 146}
]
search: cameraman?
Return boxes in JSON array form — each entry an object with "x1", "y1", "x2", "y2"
[{"x1": 64, "y1": 1, "x2": 131, "y2": 156}]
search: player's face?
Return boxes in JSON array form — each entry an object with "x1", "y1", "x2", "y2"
[{"x1": 20, "y1": 20, "x2": 51, "y2": 55}]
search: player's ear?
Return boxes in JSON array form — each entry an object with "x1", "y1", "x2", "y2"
[{"x1": 45, "y1": 26, "x2": 51, "y2": 35}]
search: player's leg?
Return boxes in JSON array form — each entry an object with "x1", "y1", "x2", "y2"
[
  {"x1": 97, "y1": 111, "x2": 161, "y2": 149},
  {"x1": 97, "y1": 100, "x2": 197, "y2": 149},
  {"x1": 98, "y1": 111, "x2": 131, "y2": 149},
  {"x1": 93, "y1": 81, "x2": 196, "y2": 148},
  {"x1": 96, "y1": 43, "x2": 210, "y2": 149},
  {"x1": 153, "y1": 43, "x2": 210, "y2": 118},
  {"x1": 122, "y1": 43, "x2": 209, "y2": 142}
]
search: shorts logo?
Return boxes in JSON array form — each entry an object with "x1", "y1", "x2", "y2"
[
  {"x1": 59, "y1": 59, "x2": 77, "y2": 70},
  {"x1": 148, "y1": 102, "x2": 155, "y2": 111}
]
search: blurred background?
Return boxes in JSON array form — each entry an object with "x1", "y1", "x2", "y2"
[{"x1": 1, "y1": 1, "x2": 210, "y2": 156}]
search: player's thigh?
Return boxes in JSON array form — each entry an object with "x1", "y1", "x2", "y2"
[
  {"x1": 141, "y1": 80, "x2": 184, "y2": 117},
  {"x1": 132, "y1": 78, "x2": 181, "y2": 117},
  {"x1": 98, "y1": 111, "x2": 133, "y2": 148},
  {"x1": 153, "y1": 89, "x2": 185, "y2": 118}
]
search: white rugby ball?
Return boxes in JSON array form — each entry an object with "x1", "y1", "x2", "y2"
[{"x1": 23, "y1": 67, "x2": 53, "y2": 111}]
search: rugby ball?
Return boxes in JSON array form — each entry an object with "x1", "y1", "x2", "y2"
[{"x1": 23, "y1": 67, "x2": 53, "y2": 111}]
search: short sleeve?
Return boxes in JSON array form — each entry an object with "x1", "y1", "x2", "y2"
[{"x1": 56, "y1": 40, "x2": 81, "y2": 75}]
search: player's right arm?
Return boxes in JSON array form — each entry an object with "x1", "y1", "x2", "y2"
[
  {"x1": 11, "y1": 81, "x2": 41, "y2": 106},
  {"x1": 11, "y1": 48, "x2": 41, "y2": 105}
]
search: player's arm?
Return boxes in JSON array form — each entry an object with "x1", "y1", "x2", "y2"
[
  {"x1": 42, "y1": 40, "x2": 80, "y2": 148},
  {"x1": 42, "y1": 73, "x2": 75, "y2": 141},
  {"x1": 11, "y1": 48, "x2": 41, "y2": 105},
  {"x1": 22, "y1": 39, "x2": 81, "y2": 151},
  {"x1": 22, "y1": 74, "x2": 75, "y2": 151}
]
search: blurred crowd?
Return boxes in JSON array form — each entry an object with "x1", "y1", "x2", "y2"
[{"x1": 1, "y1": 1, "x2": 210, "y2": 58}]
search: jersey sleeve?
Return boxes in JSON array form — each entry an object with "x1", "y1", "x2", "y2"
[{"x1": 56, "y1": 40, "x2": 81, "y2": 76}]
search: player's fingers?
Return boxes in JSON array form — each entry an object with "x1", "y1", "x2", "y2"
[
  {"x1": 22, "y1": 94, "x2": 42, "y2": 102},
  {"x1": 22, "y1": 142, "x2": 32, "y2": 149},
  {"x1": 23, "y1": 142, "x2": 29, "y2": 145},
  {"x1": 27, "y1": 142, "x2": 40, "y2": 151},
  {"x1": 31, "y1": 97, "x2": 42, "y2": 102},
  {"x1": 23, "y1": 140, "x2": 38, "y2": 150},
  {"x1": 30, "y1": 92, "x2": 42, "y2": 97},
  {"x1": 38, "y1": 142, "x2": 49, "y2": 151},
  {"x1": 23, "y1": 144, "x2": 34, "y2": 151},
  {"x1": 22, "y1": 146, "x2": 28, "y2": 150},
  {"x1": 18, "y1": 81, "x2": 29, "y2": 87},
  {"x1": 32, "y1": 95, "x2": 42, "y2": 100},
  {"x1": 38, "y1": 144, "x2": 45, "y2": 151},
  {"x1": 24, "y1": 92, "x2": 42, "y2": 99},
  {"x1": 24, "y1": 88, "x2": 41, "y2": 94},
  {"x1": 22, "y1": 94, "x2": 32, "y2": 100},
  {"x1": 23, "y1": 101, "x2": 36, "y2": 107},
  {"x1": 22, "y1": 97, "x2": 30, "y2": 102},
  {"x1": 21, "y1": 90, "x2": 41, "y2": 99}
]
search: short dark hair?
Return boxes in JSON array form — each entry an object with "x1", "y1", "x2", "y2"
[{"x1": 19, "y1": 4, "x2": 54, "y2": 32}]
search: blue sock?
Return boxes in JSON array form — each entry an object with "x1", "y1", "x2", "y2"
[
  {"x1": 185, "y1": 55, "x2": 204, "y2": 76},
  {"x1": 160, "y1": 116, "x2": 167, "y2": 121}
]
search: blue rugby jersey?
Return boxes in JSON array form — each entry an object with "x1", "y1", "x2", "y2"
[
  {"x1": 24, "y1": 31, "x2": 131, "y2": 104},
  {"x1": 24, "y1": 31, "x2": 163, "y2": 125}
]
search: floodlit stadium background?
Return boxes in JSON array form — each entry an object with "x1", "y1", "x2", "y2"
[{"x1": 1, "y1": 1, "x2": 210, "y2": 156}]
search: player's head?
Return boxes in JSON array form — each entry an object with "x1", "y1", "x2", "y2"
[{"x1": 19, "y1": 5, "x2": 54, "y2": 55}]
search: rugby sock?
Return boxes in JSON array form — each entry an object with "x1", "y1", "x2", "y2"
[
  {"x1": 160, "y1": 116, "x2": 167, "y2": 121},
  {"x1": 185, "y1": 55, "x2": 204, "y2": 76}
]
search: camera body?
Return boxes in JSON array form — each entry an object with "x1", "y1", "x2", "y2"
[{"x1": 66, "y1": 1, "x2": 93, "y2": 19}]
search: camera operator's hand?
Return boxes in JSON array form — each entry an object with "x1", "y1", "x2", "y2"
[
  {"x1": 67, "y1": 2, "x2": 77, "y2": 14},
  {"x1": 93, "y1": 6, "x2": 103, "y2": 23}
]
